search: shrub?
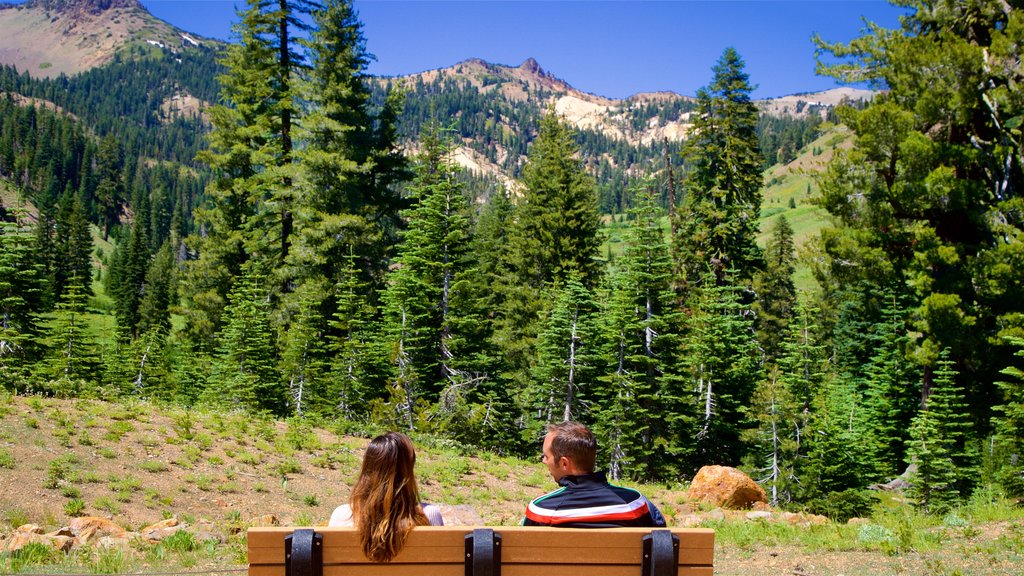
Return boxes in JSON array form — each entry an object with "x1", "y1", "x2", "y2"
[
  {"x1": 64, "y1": 498, "x2": 86, "y2": 517},
  {"x1": 161, "y1": 530, "x2": 198, "y2": 552},
  {"x1": 61, "y1": 486, "x2": 81, "y2": 498},
  {"x1": 804, "y1": 489, "x2": 876, "y2": 522},
  {"x1": 140, "y1": 460, "x2": 169, "y2": 473},
  {"x1": 303, "y1": 494, "x2": 319, "y2": 507},
  {"x1": 276, "y1": 458, "x2": 302, "y2": 476},
  {"x1": 0, "y1": 449, "x2": 15, "y2": 469}
]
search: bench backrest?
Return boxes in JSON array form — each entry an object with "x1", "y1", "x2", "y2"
[{"x1": 248, "y1": 526, "x2": 714, "y2": 576}]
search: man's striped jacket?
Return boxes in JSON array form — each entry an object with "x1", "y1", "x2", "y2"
[{"x1": 523, "y1": 471, "x2": 667, "y2": 528}]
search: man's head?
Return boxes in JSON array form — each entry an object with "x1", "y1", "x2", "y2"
[{"x1": 541, "y1": 421, "x2": 597, "y2": 481}]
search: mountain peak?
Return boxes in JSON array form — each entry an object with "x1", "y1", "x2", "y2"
[
  {"x1": 26, "y1": 0, "x2": 141, "y2": 14},
  {"x1": 519, "y1": 57, "x2": 543, "y2": 74}
]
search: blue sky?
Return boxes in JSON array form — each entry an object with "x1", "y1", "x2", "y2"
[{"x1": 138, "y1": 0, "x2": 905, "y2": 99}]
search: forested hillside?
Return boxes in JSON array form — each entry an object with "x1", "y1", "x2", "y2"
[{"x1": 1, "y1": 0, "x2": 1023, "y2": 522}]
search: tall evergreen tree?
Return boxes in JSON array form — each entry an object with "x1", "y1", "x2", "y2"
[
  {"x1": 993, "y1": 336, "x2": 1024, "y2": 496},
  {"x1": 753, "y1": 215, "x2": 797, "y2": 363},
  {"x1": 673, "y1": 48, "x2": 763, "y2": 289},
  {"x1": 0, "y1": 208, "x2": 46, "y2": 385},
  {"x1": 680, "y1": 272, "x2": 760, "y2": 471},
  {"x1": 495, "y1": 111, "x2": 602, "y2": 390},
  {"x1": 38, "y1": 277, "x2": 99, "y2": 397},
  {"x1": 814, "y1": 0, "x2": 1024, "y2": 450},
  {"x1": 205, "y1": 267, "x2": 283, "y2": 414},
  {"x1": 531, "y1": 275, "x2": 599, "y2": 425},
  {"x1": 594, "y1": 183, "x2": 683, "y2": 480}
]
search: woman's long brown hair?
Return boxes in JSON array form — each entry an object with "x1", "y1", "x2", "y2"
[{"x1": 350, "y1": 432, "x2": 429, "y2": 562}]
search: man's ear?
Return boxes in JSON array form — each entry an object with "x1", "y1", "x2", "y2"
[{"x1": 558, "y1": 456, "x2": 572, "y2": 471}]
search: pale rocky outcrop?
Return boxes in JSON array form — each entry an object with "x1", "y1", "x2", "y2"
[{"x1": 686, "y1": 465, "x2": 767, "y2": 510}]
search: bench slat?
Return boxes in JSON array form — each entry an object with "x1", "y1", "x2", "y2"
[
  {"x1": 251, "y1": 564, "x2": 714, "y2": 576},
  {"x1": 248, "y1": 526, "x2": 714, "y2": 576}
]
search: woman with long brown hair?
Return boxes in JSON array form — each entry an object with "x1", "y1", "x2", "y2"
[{"x1": 328, "y1": 432, "x2": 443, "y2": 562}]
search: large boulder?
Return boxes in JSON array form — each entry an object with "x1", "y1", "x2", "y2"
[
  {"x1": 68, "y1": 516, "x2": 127, "y2": 544},
  {"x1": 686, "y1": 465, "x2": 767, "y2": 509}
]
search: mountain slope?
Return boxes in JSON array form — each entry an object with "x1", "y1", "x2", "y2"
[{"x1": 0, "y1": 0, "x2": 207, "y2": 78}]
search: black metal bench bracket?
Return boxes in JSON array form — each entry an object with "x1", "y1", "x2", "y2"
[
  {"x1": 465, "y1": 527, "x2": 502, "y2": 576},
  {"x1": 642, "y1": 529, "x2": 679, "y2": 576},
  {"x1": 285, "y1": 528, "x2": 323, "y2": 576}
]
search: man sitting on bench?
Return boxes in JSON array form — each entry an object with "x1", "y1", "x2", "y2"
[{"x1": 523, "y1": 421, "x2": 667, "y2": 527}]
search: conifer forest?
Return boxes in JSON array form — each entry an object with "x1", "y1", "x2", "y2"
[{"x1": 1, "y1": 0, "x2": 1023, "y2": 517}]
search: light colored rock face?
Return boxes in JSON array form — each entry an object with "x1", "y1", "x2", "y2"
[
  {"x1": 686, "y1": 465, "x2": 767, "y2": 510},
  {"x1": 68, "y1": 516, "x2": 128, "y2": 542}
]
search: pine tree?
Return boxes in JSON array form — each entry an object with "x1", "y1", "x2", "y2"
[
  {"x1": 136, "y1": 241, "x2": 176, "y2": 336},
  {"x1": 496, "y1": 111, "x2": 602, "y2": 391},
  {"x1": 280, "y1": 285, "x2": 329, "y2": 417},
  {"x1": 745, "y1": 366, "x2": 800, "y2": 506},
  {"x1": 327, "y1": 248, "x2": 376, "y2": 418},
  {"x1": 680, "y1": 272, "x2": 760, "y2": 471},
  {"x1": 531, "y1": 275, "x2": 599, "y2": 425},
  {"x1": 205, "y1": 267, "x2": 283, "y2": 414},
  {"x1": 993, "y1": 336, "x2": 1024, "y2": 497},
  {"x1": 594, "y1": 182, "x2": 684, "y2": 480},
  {"x1": 38, "y1": 277, "x2": 99, "y2": 397},
  {"x1": 111, "y1": 216, "x2": 151, "y2": 339},
  {"x1": 753, "y1": 215, "x2": 796, "y2": 363},
  {"x1": 906, "y1": 348, "x2": 978, "y2": 510},
  {"x1": 673, "y1": 48, "x2": 763, "y2": 290},
  {"x1": 0, "y1": 208, "x2": 46, "y2": 385},
  {"x1": 814, "y1": 1, "x2": 1024, "y2": 448},
  {"x1": 288, "y1": 0, "x2": 409, "y2": 306}
]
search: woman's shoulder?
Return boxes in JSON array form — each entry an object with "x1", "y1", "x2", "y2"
[
  {"x1": 421, "y1": 502, "x2": 444, "y2": 526},
  {"x1": 328, "y1": 503, "x2": 354, "y2": 527}
]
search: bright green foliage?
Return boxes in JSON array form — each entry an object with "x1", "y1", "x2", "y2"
[
  {"x1": 327, "y1": 249, "x2": 376, "y2": 418},
  {"x1": 280, "y1": 285, "x2": 330, "y2": 417},
  {"x1": 496, "y1": 112, "x2": 602, "y2": 391},
  {"x1": 37, "y1": 278, "x2": 99, "y2": 397},
  {"x1": 0, "y1": 208, "x2": 45, "y2": 385},
  {"x1": 205, "y1": 267, "x2": 283, "y2": 414},
  {"x1": 44, "y1": 191, "x2": 93, "y2": 306},
  {"x1": 594, "y1": 183, "x2": 683, "y2": 480},
  {"x1": 136, "y1": 241, "x2": 176, "y2": 336},
  {"x1": 674, "y1": 48, "x2": 764, "y2": 289},
  {"x1": 753, "y1": 215, "x2": 796, "y2": 363},
  {"x1": 109, "y1": 216, "x2": 151, "y2": 339},
  {"x1": 758, "y1": 297, "x2": 829, "y2": 505},
  {"x1": 379, "y1": 125, "x2": 480, "y2": 431},
  {"x1": 531, "y1": 275, "x2": 599, "y2": 426},
  {"x1": 814, "y1": 1, "x2": 1024, "y2": 454},
  {"x1": 183, "y1": 0, "x2": 301, "y2": 346},
  {"x1": 993, "y1": 336, "x2": 1024, "y2": 496},
  {"x1": 799, "y1": 378, "x2": 874, "y2": 500},
  {"x1": 288, "y1": 0, "x2": 409, "y2": 304},
  {"x1": 745, "y1": 367, "x2": 800, "y2": 506},
  {"x1": 907, "y1": 349, "x2": 975, "y2": 512},
  {"x1": 511, "y1": 111, "x2": 603, "y2": 289},
  {"x1": 680, "y1": 273, "x2": 760, "y2": 471},
  {"x1": 860, "y1": 293, "x2": 920, "y2": 479}
]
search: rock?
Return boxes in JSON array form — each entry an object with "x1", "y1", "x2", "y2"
[
  {"x1": 15, "y1": 524, "x2": 45, "y2": 535},
  {"x1": 193, "y1": 530, "x2": 224, "y2": 544},
  {"x1": 140, "y1": 518, "x2": 185, "y2": 543},
  {"x1": 69, "y1": 517, "x2": 127, "y2": 545},
  {"x1": 746, "y1": 511, "x2": 773, "y2": 520},
  {"x1": 686, "y1": 466, "x2": 767, "y2": 509},
  {"x1": 45, "y1": 527, "x2": 75, "y2": 538},
  {"x1": 705, "y1": 508, "x2": 726, "y2": 522},
  {"x1": 781, "y1": 511, "x2": 829, "y2": 527},
  {"x1": 248, "y1": 514, "x2": 279, "y2": 527},
  {"x1": 435, "y1": 504, "x2": 483, "y2": 526},
  {"x1": 4, "y1": 532, "x2": 73, "y2": 553},
  {"x1": 95, "y1": 535, "x2": 132, "y2": 550},
  {"x1": 847, "y1": 517, "x2": 870, "y2": 525},
  {"x1": 675, "y1": 513, "x2": 704, "y2": 527}
]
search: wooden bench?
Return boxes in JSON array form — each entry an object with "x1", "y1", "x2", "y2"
[{"x1": 248, "y1": 526, "x2": 714, "y2": 576}]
